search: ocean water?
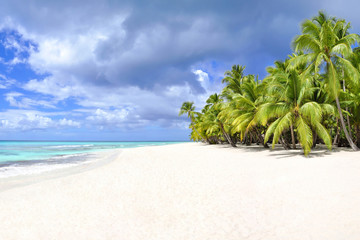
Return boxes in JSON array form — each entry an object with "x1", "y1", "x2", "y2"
[{"x1": 0, "y1": 141, "x2": 180, "y2": 178}]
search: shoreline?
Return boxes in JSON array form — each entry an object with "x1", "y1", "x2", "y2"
[
  {"x1": 0, "y1": 141, "x2": 182, "y2": 190},
  {"x1": 1, "y1": 142, "x2": 360, "y2": 239},
  {"x1": 0, "y1": 149, "x2": 122, "y2": 193},
  {"x1": 0, "y1": 142, "x2": 186, "y2": 192}
]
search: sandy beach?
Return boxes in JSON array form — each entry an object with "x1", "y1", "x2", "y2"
[{"x1": 1, "y1": 142, "x2": 360, "y2": 239}]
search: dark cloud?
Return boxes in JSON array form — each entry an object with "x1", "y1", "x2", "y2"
[{"x1": 2, "y1": 0, "x2": 356, "y2": 87}]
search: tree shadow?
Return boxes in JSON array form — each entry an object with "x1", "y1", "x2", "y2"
[{"x1": 199, "y1": 142, "x2": 354, "y2": 159}]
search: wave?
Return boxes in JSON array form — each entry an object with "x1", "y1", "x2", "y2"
[
  {"x1": 0, "y1": 161, "x2": 87, "y2": 178},
  {"x1": 0, "y1": 153, "x2": 96, "y2": 179},
  {"x1": 43, "y1": 144, "x2": 94, "y2": 149}
]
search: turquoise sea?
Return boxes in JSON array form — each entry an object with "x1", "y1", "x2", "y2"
[{"x1": 0, "y1": 141, "x2": 181, "y2": 178}]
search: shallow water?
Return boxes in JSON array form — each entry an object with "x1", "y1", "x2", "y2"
[{"x1": 0, "y1": 141, "x2": 181, "y2": 178}]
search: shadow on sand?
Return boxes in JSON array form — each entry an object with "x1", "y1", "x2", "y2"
[{"x1": 196, "y1": 142, "x2": 354, "y2": 159}]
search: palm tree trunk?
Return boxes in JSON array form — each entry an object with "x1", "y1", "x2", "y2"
[
  {"x1": 325, "y1": 61, "x2": 357, "y2": 149},
  {"x1": 190, "y1": 117, "x2": 205, "y2": 142},
  {"x1": 335, "y1": 97, "x2": 358, "y2": 150},
  {"x1": 312, "y1": 131, "x2": 317, "y2": 148},
  {"x1": 219, "y1": 122, "x2": 236, "y2": 147},
  {"x1": 280, "y1": 135, "x2": 290, "y2": 150},
  {"x1": 346, "y1": 112, "x2": 352, "y2": 139},
  {"x1": 255, "y1": 128, "x2": 269, "y2": 148},
  {"x1": 242, "y1": 134, "x2": 246, "y2": 144},
  {"x1": 252, "y1": 131, "x2": 259, "y2": 145},
  {"x1": 290, "y1": 124, "x2": 296, "y2": 149},
  {"x1": 333, "y1": 119, "x2": 340, "y2": 146},
  {"x1": 343, "y1": 80, "x2": 353, "y2": 139},
  {"x1": 247, "y1": 132, "x2": 252, "y2": 146},
  {"x1": 243, "y1": 131, "x2": 251, "y2": 145},
  {"x1": 191, "y1": 125, "x2": 203, "y2": 141}
]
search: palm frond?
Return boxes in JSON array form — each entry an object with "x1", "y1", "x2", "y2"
[
  {"x1": 295, "y1": 117, "x2": 313, "y2": 156},
  {"x1": 264, "y1": 118, "x2": 281, "y2": 145},
  {"x1": 299, "y1": 102, "x2": 322, "y2": 126},
  {"x1": 272, "y1": 112, "x2": 294, "y2": 148},
  {"x1": 314, "y1": 122, "x2": 332, "y2": 150},
  {"x1": 326, "y1": 60, "x2": 340, "y2": 98},
  {"x1": 293, "y1": 34, "x2": 320, "y2": 53},
  {"x1": 337, "y1": 57, "x2": 360, "y2": 87},
  {"x1": 331, "y1": 43, "x2": 352, "y2": 57}
]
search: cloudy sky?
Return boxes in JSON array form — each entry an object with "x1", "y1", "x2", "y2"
[{"x1": 0, "y1": 0, "x2": 359, "y2": 141}]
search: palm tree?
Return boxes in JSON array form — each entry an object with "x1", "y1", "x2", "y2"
[
  {"x1": 192, "y1": 105, "x2": 221, "y2": 144},
  {"x1": 343, "y1": 47, "x2": 360, "y2": 146},
  {"x1": 264, "y1": 60, "x2": 297, "y2": 149},
  {"x1": 292, "y1": 11, "x2": 360, "y2": 150},
  {"x1": 179, "y1": 101, "x2": 204, "y2": 141},
  {"x1": 222, "y1": 65, "x2": 246, "y2": 93},
  {"x1": 199, "y1": 107, "x2": 221, "y2": 142},
  {"x1": 257, "y1": 59, "x2": 334, "y2": 155},
  {"x1": 220, "y1": 74, "x2": 268, "y2": 147},
  {"x1": 205, "y1": 94, "x2": 237, "y2": 147}
]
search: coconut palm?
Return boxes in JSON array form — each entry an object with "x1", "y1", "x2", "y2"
[
  {"x1": 222, "y1": 65, "x2": 246, "y2": 93},
  {"x1": 292, "y1": 11, "x2": 360, "y2": 150},
  {"x1": 205, "y1": 94, "x2": 237, "y2": 147},
  {"x1": 179, "y1": 101, "x2": 204, "y2": 141},
  {"x1": 257, "y1": 59, "x2": 334, "y2": 155},
  {"x1": 220, "y1": 74, "x2": 268, "y2": 147},
  {"x1": 343, "y1": 47, "x2": 360, "y2": 146}
]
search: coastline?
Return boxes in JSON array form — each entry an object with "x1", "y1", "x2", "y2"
[
  {"x1": 0, "y1": 149, "x2": 122, "y2": 193},
  {"x1": 1, "y1": 142, "x2": 360, "y2": 239},
  {"x1": 0, "y1": 141, "x2": 181, "y2": 187}
]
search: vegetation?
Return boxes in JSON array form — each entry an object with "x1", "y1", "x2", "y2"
[{"x1": 179, "y1": 11, "x2": 360, "y2": 155}]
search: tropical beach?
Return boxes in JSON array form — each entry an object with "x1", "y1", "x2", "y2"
[
  {"x1": 1, "y1": 142, "x2": 360, "y2": 239},
  {"x1": 2, "y1": 1, "x2": 360, "y2": 239}
]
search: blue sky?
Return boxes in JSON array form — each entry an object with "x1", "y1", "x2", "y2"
[{"x1": 0, "y1": 0, "x2": 359, "y2": 141}]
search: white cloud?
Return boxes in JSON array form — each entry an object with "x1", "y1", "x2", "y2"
[
  {"x1": 0, "y1": 29, "x2": 35, "y2": 66},
  {"x1": 0, "y1": 74, "x2": 15, "y2": 89},
  {"x1": 192, "y1": 68, "x2": 225, "y2": 109},
  {"x1": 5, "y1": 91, "x2": 56, "y2": 108},
  {"x1": 164, "y1": 83, "x2": 192, "y2": 98},
  {"x1": 86, "y1": 108, "x2": 133, "y2": 129},
  {"x1": 0, "y1": 113, "x2": 52, "y2": 130},
  {"x1": 169, "y1": 119, "x2": 191, "y2": 130},
  {"x1": 0, "y1": 110, "x2": 80, "y2": 130},
  {"x1": 24, "y1": 75, "x2": 92, "y2": 102},
  {"x1": 193, "y1": 69, "x2": 210, "y2": 90},
  {"x1": 3, "y1": 33, "x2": 24, "y2": 51},
  {"x1": 4, "y1": 92, "x2": 22, "y2": 105},
  {"x1": 59, "y1": 118, "x2": 81, "y2": 127}
]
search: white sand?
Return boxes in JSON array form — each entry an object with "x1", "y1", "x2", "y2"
[{"x1": 1, "y1": 143, "x2": 360, "y2": 239}]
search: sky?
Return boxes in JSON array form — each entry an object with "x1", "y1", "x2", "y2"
[{"x1": 0, "y1": 0, "x2": 359, "y2": 141}]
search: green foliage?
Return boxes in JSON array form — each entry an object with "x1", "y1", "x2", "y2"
[{"x1": 180, "y1": 10, "x2": 360, "y2": 155}]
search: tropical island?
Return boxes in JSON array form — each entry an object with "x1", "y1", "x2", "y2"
[{"x1": 181, "y1": 11, "x2": 360, "y2": 156}]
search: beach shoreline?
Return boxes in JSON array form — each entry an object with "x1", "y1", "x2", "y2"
[
  {"x1": 0, "y1": 141, "x2": 180, "y2": 191},
  {"x1": 1, "y1": 142, "x2": 360, "y2": 239},
  {"x1": 0, "y1": 149, "x2": 122, "y2": 193}
]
